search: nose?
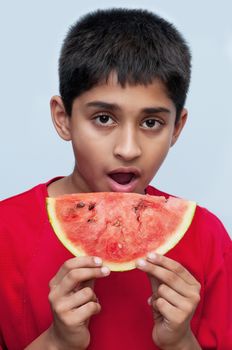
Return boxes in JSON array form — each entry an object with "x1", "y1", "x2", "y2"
[{"x1": 113, "y1": 125, "x2": 142, "y2": 161}]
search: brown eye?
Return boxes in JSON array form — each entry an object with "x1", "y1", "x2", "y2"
[
  {"x1": 145, "y1": 119, "x2": 156, "y2": 128},
  {"x1": 142, "y1": 119, "x2": 163, "y2": 129},
  {"x1": 94, "y1": 114, "x2": 114, "y2": 126}
]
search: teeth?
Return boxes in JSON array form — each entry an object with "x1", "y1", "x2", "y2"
[{"x1": 110, "y1": 173, "x2": 134, "y2": 185}]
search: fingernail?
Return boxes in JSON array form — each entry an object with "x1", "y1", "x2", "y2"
[
  {"x1": 137, "y1": 259, "x2": 146, "y2": 267},
  {"x1": 101, "y1": 266, "x2": 110, "y2": 275},
  {"x1": 94, "y1": 257, "x2": 102, "y2": 265},
  {"x1": 147, "y1": 296, "x2": 152, "y2": 305},
  {"x1": 147, "y1": 252, "x2": 157, "y2": 261}
]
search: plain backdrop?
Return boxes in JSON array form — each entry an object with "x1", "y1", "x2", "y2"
[{"x1": 0, "y1": 1, "x2": 231, "y2": 235}]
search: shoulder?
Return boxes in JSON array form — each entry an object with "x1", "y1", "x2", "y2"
[
  {"x1": 0, "y1": 183, "x2": 47, "y2": 224},
  {"x1": 0, "y1": 181, "x2": 51, "y2": 253},
  {"x1": 193, "y1": 205, "x2": 231, "y2": 264},
  {"x1": 146, "y1": 184, "x2": 231, "y2": 252},
  {"x1": 0, "y1": 181, "x2": 55, "y2": 274},
  {"x1": 0, "y1": 177, "x2": 62, "y2": 223},
  {"x1": 1, "y1": 183, "x2": 45, "y2": 206}
]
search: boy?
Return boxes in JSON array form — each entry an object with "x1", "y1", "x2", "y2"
[{"x1": 0, "y1": 8, "x2": 231, "y2": 350}]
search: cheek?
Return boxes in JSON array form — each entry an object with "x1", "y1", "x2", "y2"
[
  {"x1": 145, "y1": 134, "x2": 172, "y2": 161},
  {"x1": 72, "y1": 138, "x2": 95, "y2": 166},
  {"x1": 71, "y1": 124, "x2": 95, "y2": 155},
  {"x1": 71, "y1": 129, "x2": 110, "y2": 169},
  {"x1": 142, "y1": 134, "x2": 173, "y2": 174}
]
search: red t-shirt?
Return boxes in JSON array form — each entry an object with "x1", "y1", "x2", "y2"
[{"x1": 0, "y1": 179, "x2": 232, "y2": 350}]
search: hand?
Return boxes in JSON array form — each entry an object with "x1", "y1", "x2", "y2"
[
  {"x1": 136, "y1": 253, "x2": 201, "y2": 350},
  {"x1": 47, "y1": 256, "x2": 110, "y2": 350}
]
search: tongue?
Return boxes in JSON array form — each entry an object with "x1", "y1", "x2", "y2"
[{"x1": 110, "y1": 173, "x2": 134, "y2": 185}]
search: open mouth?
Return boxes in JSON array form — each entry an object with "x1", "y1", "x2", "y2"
[
  {"x1": 107, "y1": 167, "x2": 141, "y2": 192},
  {"x1": 109, "y1": 172, "x2": 135, "y2": 185}
]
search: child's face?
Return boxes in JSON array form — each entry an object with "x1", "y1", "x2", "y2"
[{"x1": 51, "y1": 76, "x2": 187, "y2": 194}]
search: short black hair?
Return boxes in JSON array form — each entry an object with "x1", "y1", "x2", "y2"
[{"x1": 59, "y1": 8, "x2": 191, "y2": 121}]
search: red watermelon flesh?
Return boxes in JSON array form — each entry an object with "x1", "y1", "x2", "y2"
[{"x1": 46, "y1": 192, "x2": 196, "y2": 271}]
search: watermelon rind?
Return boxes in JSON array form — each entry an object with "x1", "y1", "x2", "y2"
[
  {"x1": 46, "y1": 195, "x2": 196, "y2": 272},
  {"x1": 154, "y1": 200, "x2": 196, "y2": 255}
]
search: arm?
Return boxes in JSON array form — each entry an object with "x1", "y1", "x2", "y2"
[
  {"x1": 136, "y1": 253, "x2": 201, "y2": 350},
  {"x1": 24, "y1": 329, "x2": 56, "y2": 350},
  {"x1": 25, "y1": 256, "x2": 110, "y2": 350}
]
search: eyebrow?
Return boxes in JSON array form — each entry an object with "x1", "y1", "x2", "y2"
[{"x1": 86, "y1": 101, "x2": 171, "y2": 114}]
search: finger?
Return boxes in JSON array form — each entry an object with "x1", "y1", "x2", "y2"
[
  {"x1": 68, "y1": 301, "x2": 101, "y2": 325},
  {"x1": 136, "y1": 259, "x2": 194, "y2": 297},
  {"x1": 81, "y1": 278, "x2": 95, "y2": 291},
  {"x1": 147, "y1": 294, "x2": 162, "y2": 321},
  {"x1": 147, "y1": 273, "x2": 160, "y2": 297},
  {"x1": 54, "y1": 266, "x2": 110, "y2": 297},
  {"x1": 49, "y1": 256, "x2": 103, "y2": 288},
  {"x1": 54, "y1": 287, "x2": 98, "y2": 313},
  {"x1": 155, "y1": 297, "x2": 187, "y2": 326},
  {"x1": 153, "y1": 283, "x2": 199, "y2": 313},
  {"x1": 146, "y1": 253, "x2": 199, "y2": 286}
]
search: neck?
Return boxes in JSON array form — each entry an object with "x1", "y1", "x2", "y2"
[{"x1": 47, "y1": 167, "x2": 90, "y2": 197}]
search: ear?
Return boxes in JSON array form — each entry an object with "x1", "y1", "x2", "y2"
[
  {"x1": 50, "y1": 96, "x2": 71, "y2": 141},
  {"x1": 171, "y1": 108, "x2": 188, "y2": 146}
]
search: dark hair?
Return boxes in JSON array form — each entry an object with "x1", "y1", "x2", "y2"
[{"x1": 59, "y1": 8, "x2": 191, "y2": 121}]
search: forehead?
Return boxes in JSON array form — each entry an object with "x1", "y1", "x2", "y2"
[{"x1": 73, "y1": 75, "x2": 175, "y2": 114}]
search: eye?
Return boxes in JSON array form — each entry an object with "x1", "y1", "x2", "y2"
[
  {"x1": 93, "y1": 114, "x2": 115, "y2": 126},
  {"x1": 141, "y1": 119, "x2": 163, "y2": 129}
]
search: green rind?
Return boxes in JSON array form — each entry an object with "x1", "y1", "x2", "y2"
[
  {"x1": 155, "y1": 200, "x2": 196, "y2": 255},
  {"x1": 46, "y1": 197, "x2": 196, "y2": 272}
]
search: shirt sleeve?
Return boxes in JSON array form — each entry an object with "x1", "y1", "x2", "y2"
[{"x1": 197, "y1": 210, "x2": 232, "y2": 349}]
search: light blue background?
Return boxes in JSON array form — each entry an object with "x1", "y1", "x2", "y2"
[{"x1": 1, "y1": 1, "x2": 231, "y2": 235}]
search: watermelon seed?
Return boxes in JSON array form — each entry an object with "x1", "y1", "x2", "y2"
[
  {"x1": 134, "y1": 207, "x2": 140, "y2": 222},
  {"x1": 113, "y1": 220, "x2": 121, "y2": 227},
  {"x1": 88, "y1": 203, "x2": 95, "y2": 210},
  {"x1": 76, "y1": 202, "x2": 85, "y2": 208}
]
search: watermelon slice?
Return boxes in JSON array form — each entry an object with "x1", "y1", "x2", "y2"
[{"x1": 46, "y1": 192, "x2": 196, "y2": 271}]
